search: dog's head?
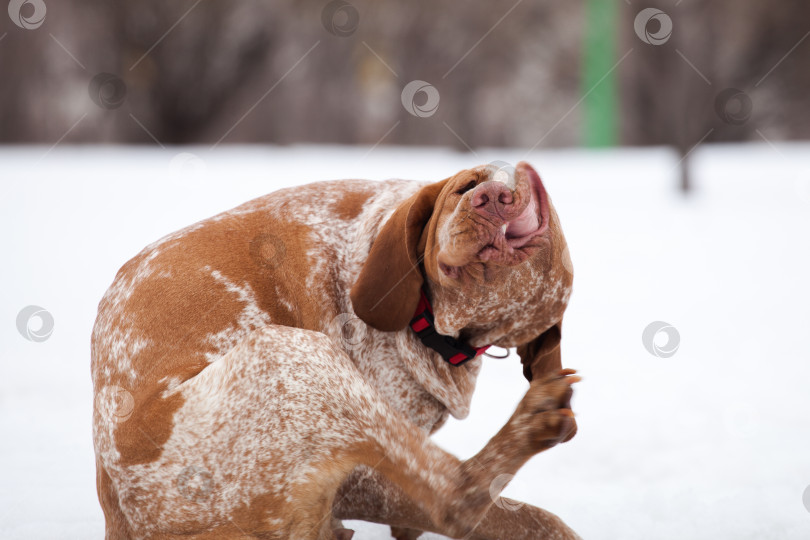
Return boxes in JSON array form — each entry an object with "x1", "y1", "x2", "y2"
[{"x1": 351, "y1": 162, "x2": 572, "y2": 360}]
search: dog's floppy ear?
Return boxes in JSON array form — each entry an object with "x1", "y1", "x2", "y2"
[
  {"x1": 351, "y1": 179, "x2": 448, "y2": 331},
  {"x1": 517, "y1": 322, "x2": 563, "y2": 382}
]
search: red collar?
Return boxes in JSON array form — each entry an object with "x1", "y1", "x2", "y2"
[{"x1": 409, "y1": 289, "x2": 490, "y2": 366}]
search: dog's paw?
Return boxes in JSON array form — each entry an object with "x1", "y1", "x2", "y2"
[{"x1": 514, "y1": 369, "x2": 579, "y2": 451}]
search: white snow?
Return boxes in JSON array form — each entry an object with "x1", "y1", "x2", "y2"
[{"x1": 1, "y1": 144, "x2": 809, "y2": 539}]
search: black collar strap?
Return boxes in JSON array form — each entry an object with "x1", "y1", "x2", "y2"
[{"x1": 409, "y1": 289, "x2": 490, "y2": 366}]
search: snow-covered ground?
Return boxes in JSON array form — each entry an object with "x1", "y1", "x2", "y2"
[{"x1": 1, "y1": 144, "x2": 809, "y2": 539}]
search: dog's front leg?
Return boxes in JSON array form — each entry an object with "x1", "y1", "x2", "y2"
[
  {"x1": 445, "y1": 369, "x2": 578, "y2": 533},
  {"x1": 338, "y1": 369, "x2": 580, "y2": 539}
]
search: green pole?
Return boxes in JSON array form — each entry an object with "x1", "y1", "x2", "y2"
[{"x1": 583, "y1": 0, "x2": 619, "y2": 147}]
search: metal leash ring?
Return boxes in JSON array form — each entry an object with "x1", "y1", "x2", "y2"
[{"x1": 483, "y1": 346, "x2": 510, "y2": 359}]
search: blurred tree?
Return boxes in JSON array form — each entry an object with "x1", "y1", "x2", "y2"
[
  {"x1": 621, "y1": 0, "x2": 810, "y2": 147},
  {"x1": 0, "y1": 0, "x2": 808, "y2": 153}
]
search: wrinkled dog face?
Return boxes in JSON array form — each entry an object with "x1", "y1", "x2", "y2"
[
  {"x1": 426, "y1": 161, "x2": 552, "y2": 285},
  {"x1": 421, "y1": 162, "x2": 569, "y2": 341}
]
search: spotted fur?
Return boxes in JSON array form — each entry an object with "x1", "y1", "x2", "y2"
[{"x1": 92, "y1": 163, "x2": 579, "y2": 539}]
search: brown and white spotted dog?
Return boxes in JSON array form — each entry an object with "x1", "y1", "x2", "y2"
[{"x1": 91, "y1": 161, "x2": 580, "y2": 540}]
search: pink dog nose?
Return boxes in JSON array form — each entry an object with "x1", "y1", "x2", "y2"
[{"x1": 470, "y1": 181, "x2": 514, "y2": 219}]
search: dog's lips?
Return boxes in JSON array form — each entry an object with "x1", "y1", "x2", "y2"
[{"x1": 504, "y1": 185, "x2": 540, "y2": 244}]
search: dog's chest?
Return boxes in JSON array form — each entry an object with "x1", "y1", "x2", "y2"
[
  {"x1": 319, "y1": 325, "x2": 449, "y2": 431},
  {"x1": 358, "y1": 354, "x2": 450, "y2": 432},
  {"x1": 327, "y1": 323, "x2": 481, "y2": 431}
]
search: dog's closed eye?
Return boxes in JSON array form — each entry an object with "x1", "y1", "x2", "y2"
[{"x1": 455, "y1": 181, "x2": 477, "y2": 195}]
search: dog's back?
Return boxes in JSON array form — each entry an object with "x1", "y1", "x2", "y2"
[{"x1": 92, "y1": 179, "x2": 417, "y2": 457}]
